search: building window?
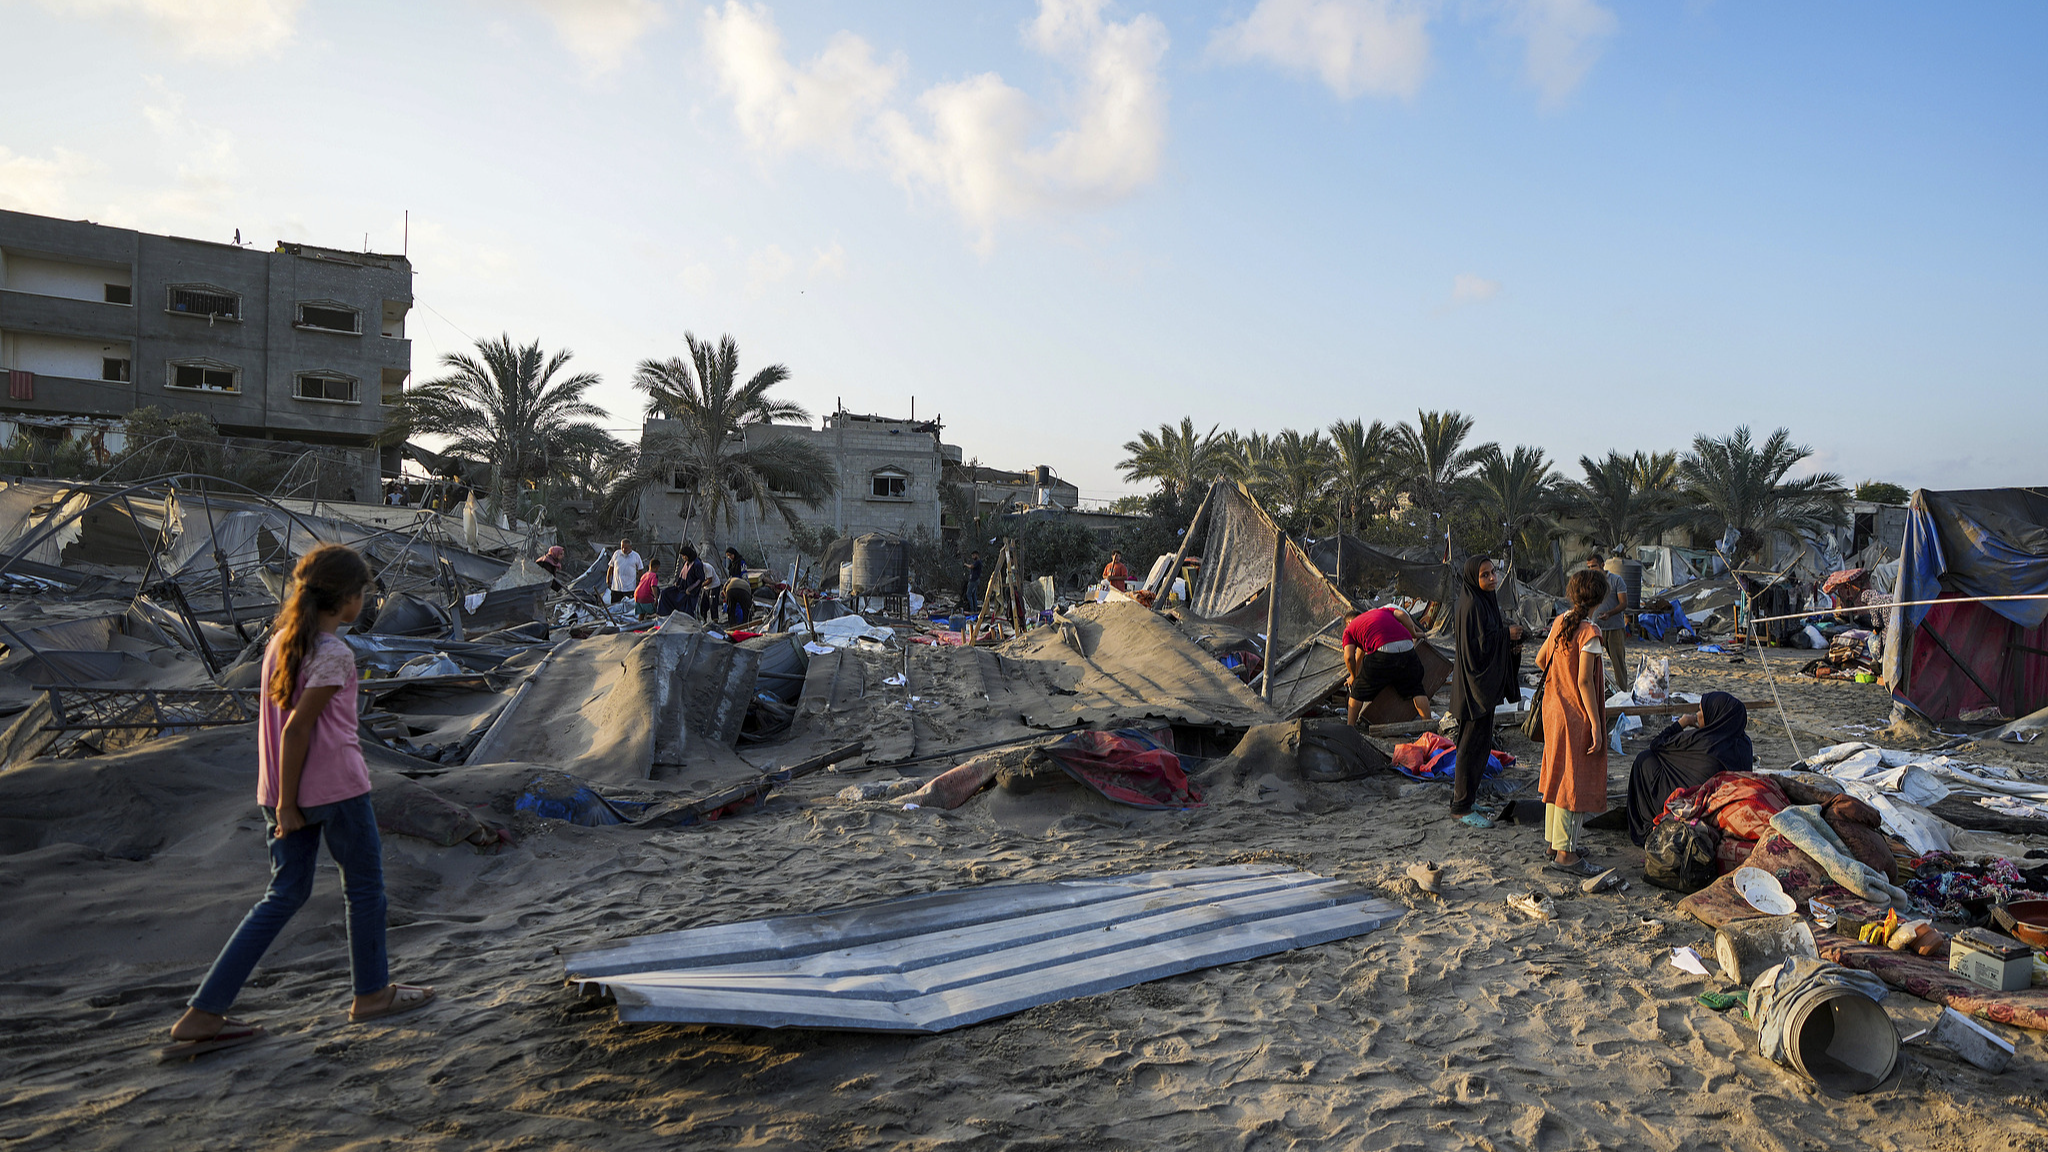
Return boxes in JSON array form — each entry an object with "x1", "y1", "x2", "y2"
[
  {"x1": 102, "y1": 357, "x2": 131, "y2": 382},
  {"x1": 294, "y1": 372, "x2": 358, "y2": 404},
  {"x1": 166, "y1": 284, "x2": 240, "y2": 320},
  {"x1": 104, "y1": 283, "x2": 132, "y2": 305},
  {"x1": 869, "y1": 468, "x2": 911, "y2": 500},
  {"x1": 295, "y1": 302, "x2": 361, "y2": 334},
  {"x1": 168, "y1": 360, "x2": 239, "y2": 393}
]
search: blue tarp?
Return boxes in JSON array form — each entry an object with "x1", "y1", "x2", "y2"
[{"x1": 1885, "y1": 487, "x2": 2048, "y2": 719}]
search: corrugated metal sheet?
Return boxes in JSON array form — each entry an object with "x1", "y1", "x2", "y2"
[{"x1": 563, "y1": 865, "x2": 1401, "y2": 1033}]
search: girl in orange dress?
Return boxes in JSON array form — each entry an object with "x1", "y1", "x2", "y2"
[{"x1": 1535, "y1": 569, "x2": 1611, "y2": 875}]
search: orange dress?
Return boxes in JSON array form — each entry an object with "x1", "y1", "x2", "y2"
[{"x1": 1537, "y1": 616, "x2": 1609, "y2": 814}]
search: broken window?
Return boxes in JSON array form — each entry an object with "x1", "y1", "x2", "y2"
[
  {"x1": 166, "y1": 284, "x2": 240, "y2": 320},
  {"x1": 296, "y1": 302, "x2": 360, "y2": 333},
  {"x1": 870, "y1": 470, "x2": 910, "y2": 500},
  {"x1": 104, "y1": 283, "x2": 131, "y2": 305},
  {"x1": 169, "y1": 361, "x2": 238, "y2": 392},
  {"x1": 295, "y1": 373, "x2": 357, "y2": 403},
  {"x1": 102, "y1": 357, "x2": 131, "y2": 382}
]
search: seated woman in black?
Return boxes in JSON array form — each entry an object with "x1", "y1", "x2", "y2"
[{"x1": 1626, "y1": 691, "x2": 1752, "y2": 846}]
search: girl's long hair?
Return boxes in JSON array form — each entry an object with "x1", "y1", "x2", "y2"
[
  {"x1": 1556, "y1": 568, "x2": 1608, "y2": 643},
  {"x1": 268, "y1": 544, "x2": 372, "y2": 708}
]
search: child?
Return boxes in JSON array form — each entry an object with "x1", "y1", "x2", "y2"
[
  {"x1": 634, "y1": 558, "x2": 663, "y2": 619},
  {"x1": 162, "y1": 544, "x2": 434, "y2": 1061}
]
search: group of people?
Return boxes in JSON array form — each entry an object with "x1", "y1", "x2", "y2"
[
  {"x1": 1343, "y1": 554, "x2": 1755, "y2": 877},
  {"x1": 532, "y1": 538, "x2": 759, "y2": 627}
]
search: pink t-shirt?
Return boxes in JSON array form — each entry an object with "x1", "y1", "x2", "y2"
[
  {"x1": 257, "y1": 631, "x2": 371, "y2": 808},
  {"x1": 1343, "y1": 607, "x2": 1414, "y2": 653}
]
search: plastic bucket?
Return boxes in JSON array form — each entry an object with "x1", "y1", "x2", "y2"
[{"x1": 1784, "y1": 985, "x2": 1899, "y2": 1093}]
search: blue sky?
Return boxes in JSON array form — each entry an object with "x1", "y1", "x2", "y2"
[{"x1": 2, "y1": 0, "x2": 2041, "y2": 503}]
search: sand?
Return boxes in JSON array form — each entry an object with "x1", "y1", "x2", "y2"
[{"x1": 4, "y1": 648, "x2": 2048, "y2": 1151}]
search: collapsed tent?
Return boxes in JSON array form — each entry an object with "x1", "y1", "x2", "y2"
[
  {"x1": 1141, "y1": 482, "x2": 1358, "y2": 719},
  {"x1": 1884, "y1": 487, "x2": 2048, "y2": 722}
]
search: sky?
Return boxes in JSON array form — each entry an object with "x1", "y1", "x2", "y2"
[{"x1": 2, "y1": 0, "x2": 2042, "y2": 505}]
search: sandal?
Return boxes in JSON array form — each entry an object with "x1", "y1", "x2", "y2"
[
  {"x1": 349, "y1": 983, "x2": 436, "y2": 1024},
  {"x1": 1456, "y1": 812, "x2": 1495, "y2": 829},
  {"x1": 157, "y1": 1020, "x2": 265, "y2": 1063},
  {"x1": 1546, "y1": 857, "x2": 1605, "y2": 877}
]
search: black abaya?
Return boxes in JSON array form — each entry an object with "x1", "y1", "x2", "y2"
[
  {"x1": 1450, "y1": 557, "x2": 1514, "y2": 815},
  {"x1": 1625, "y1": 692, "x2": 1753, "y2": 845}
]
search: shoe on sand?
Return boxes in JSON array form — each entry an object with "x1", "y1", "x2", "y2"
[
  {"x1": 158, "y1": 1020, "x2": 264, "y2": 1063},
  {"x1": 1580, "y1": 867, "x2": 1624, "y2": 895},
  {"x1": 1405, "y1": 861, "x2": 1443, "y2": 894},
  {"x1": 1506, "y1": 892, "x2": 1556, "y2": 921},
  {"x1": 1457, "y1": 812, "x2": 1495, "y2": 829},
  {"x1": 350, "y1": 984, "x2": 435, "y2": 1024}
]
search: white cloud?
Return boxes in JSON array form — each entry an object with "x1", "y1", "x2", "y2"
[
  {"x1": 0, "y1": 146, "x2": 99, "y2": 215},
  {"x1": 679, "y1": 262, "x2": 716, "y2": 294},
  {"x1": 1449, "y1": 272, "x2": 1500, "y2": 304},
  {"x1": 705, "y1": 0, "x2": 1169, "y2": 248},
  {"x1": 876, "y1": 0, "x2": 1170, "y2": 245},
  {"x1": 808, "y1": 241, "x2": 846, "y2": 279},
  {"x1": 1207, "y1": 0, "x2": 1432, "y2": 100},
  {"x1": 1502, "y1": 0, "x2": 1615, "y2": 107},
  {"x1": 702, "y1": 1, "x2": 901, "y2": 159},
  {"x1": 135, "y1": 76, "x2": 243, "y2": 233},
  {"x1": 29, "y1": 0, "x2": 303, "y2": 60},
  {"x1": 744, "y1": 243, "x2": 795, "y2": 296},
  {"x1": 529, "y1": 0, "x2": 668, "y2": 75}
]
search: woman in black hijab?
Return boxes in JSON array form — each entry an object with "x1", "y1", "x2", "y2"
[
  {"x1": 1625, "y1": 691, "x2": 1753, "y2": 845},
  {"x1": 1450, "y1": 556, "x2": 1523, "y2": 827}
]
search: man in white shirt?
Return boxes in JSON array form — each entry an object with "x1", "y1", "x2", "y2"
[{"x1": 608, "y1": 538, "x2": 644, "y2": 605}]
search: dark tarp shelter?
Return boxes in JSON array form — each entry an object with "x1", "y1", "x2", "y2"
[{"x1": 1883, "y1": 487, "x2": 2048, "y2": 722}]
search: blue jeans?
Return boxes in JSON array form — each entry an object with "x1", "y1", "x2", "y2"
[{"x1": 189, "y1": 793, "x2": 389, "y2": 1014}]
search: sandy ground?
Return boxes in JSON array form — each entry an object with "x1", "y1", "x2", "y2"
[{"x1": 5, "y1": 645, "x2": 2048, "y2": 1151}]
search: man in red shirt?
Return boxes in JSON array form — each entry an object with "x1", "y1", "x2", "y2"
[
  {"x1": 1101, "y1": 550, "x2": 1132, "y2": 591},
  {"x1": 1343, "y1": 604, "x2": 1431, "y2": 727}
]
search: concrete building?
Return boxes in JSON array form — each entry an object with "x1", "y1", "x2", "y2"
[
  {"x1": 951, "y1": 463, "x2": 1080, "y2": 517},
  {"x1": 0, "y1": 209, "x2": 412, "y2": 495},
  {"x1": 636, "y1": 409, "x2": 962, "y2": 570}
]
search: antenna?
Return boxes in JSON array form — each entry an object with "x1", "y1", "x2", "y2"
[{"x1": 403, "y1": 210, "x2": 409, "y2": 258}]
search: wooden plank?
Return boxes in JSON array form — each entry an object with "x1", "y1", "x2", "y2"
[
  {"x1": 565, "y1": 864, "x2": 1300, "y2": 978},
  {"x1": 606, "y1": 898, "x2": 1402, "y2": 1032}
]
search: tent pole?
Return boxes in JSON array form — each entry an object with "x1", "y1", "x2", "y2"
[
  {"x1": 1151, "y1": 482, "x2": 1217, "y2": 612},
  {"x1": 1261, "y1": 529, "x2": 1286, "y2": 703}
]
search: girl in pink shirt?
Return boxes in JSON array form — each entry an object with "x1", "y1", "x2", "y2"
[{"x1": 163, "y1": 544, "x2": 435, "y2": 1060}]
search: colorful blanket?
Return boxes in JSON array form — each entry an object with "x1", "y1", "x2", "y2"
[{"x1": 1390, "y1": 731, "x2": 1515, "y2": 782}]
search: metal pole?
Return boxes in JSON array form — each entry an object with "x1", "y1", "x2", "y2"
[{"x1": 1261, "y1": 528, "x2": 1286, "y2": 703}]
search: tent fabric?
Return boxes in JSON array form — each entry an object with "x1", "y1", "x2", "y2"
[
  {"x1": 1041, "y1": 728, "x2": 1203, "y2": 809},
  {"x1": 1885, "y1": 487, "x2": 2048, "y2": 721}
]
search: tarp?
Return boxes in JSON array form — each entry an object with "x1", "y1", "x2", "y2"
[
  {"x1": 1885, "y1": 487, "x2": 2048, "y2": 721},
  {"x1": 1041, "y1": 727, "x2": 1203, "y2": 809},
  {"x1": 1146, "y1": 483, "x2": 1354, "y2": 719}
]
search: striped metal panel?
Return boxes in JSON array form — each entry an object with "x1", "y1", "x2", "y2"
[{"x1": 564, "y1": 865, "x2": 1401, "y2": 1033}]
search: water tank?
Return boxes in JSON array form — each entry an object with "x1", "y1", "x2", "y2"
[
  {"x1": 848, "y1": 533, "x2": 910, "y2": 595},
  {"x1": 1605, "y1": 557, "x2": 1644, "y2": 610}
]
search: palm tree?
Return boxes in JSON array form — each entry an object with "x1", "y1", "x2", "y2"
[
  {"x1": 1220, "y1": 430, "x2": 1275, "y2": 490},
  {"x1": 1257, "y1": 428, "x2": 1334, "y2": 535},
  {"x1": 1390, "y1": 409, "x2": 1495, "y2": 553},
  {"x1": 1673, "y1": 426, "x2": 1847, "y2": 561},
  {"x1": 1117, "y1": 417, "x2": 1230, "y2": 505},
  {"x1": 387, "y1": 334, "x2": 621, "y2": 523},
  {"x1": 1561, "y1": 449, "x2": 1679, "y2": 554},
  {"x1": 624, "y1": 332, "x2": 834, "y2": 540},
  {"x1": 1464, "y1": 445, "x2": 1561, "y2": 566},
  {"x1": 1326, "y1": 418, "x2": 1396, "y2": 534}
]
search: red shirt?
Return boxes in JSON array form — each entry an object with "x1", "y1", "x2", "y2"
[
  {"x1": 634, "y1": 571, "x2": 660, "y2": 603},
  {"x1": 1102, "y1": 561, "x2": 1131, "y2": 590},
  {"x1": 1343, "y1": 607, "x2": 1412, "y2": 652}
]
